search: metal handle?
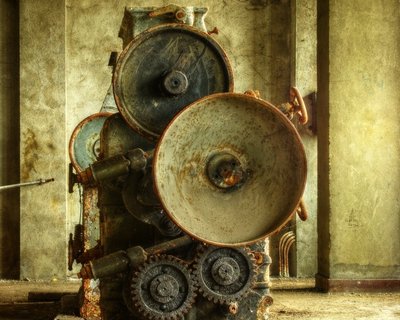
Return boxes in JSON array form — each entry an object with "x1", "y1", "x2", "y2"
[
  {"x1": 296, "y1": 198, "x2": 308, "y2": 221},
  {"x1": 290, "y1": 87, "x2": 308, "y2": 125}
]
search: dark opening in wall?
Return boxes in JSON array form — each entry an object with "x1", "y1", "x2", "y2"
[{"x1": 0, "y1": 0, "x2": 20, "y2": 279}]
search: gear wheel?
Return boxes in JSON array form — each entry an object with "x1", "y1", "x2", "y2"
[
  {"x1": 131, "y1": 255, "x2": 196, "y2": 320},
  {"x1": 193, "y1": 246, "x2": 255, "y2": 304}
]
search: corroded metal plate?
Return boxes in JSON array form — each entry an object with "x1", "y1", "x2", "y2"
[
  {"x1": 153, "y1": 93, "x2": 307, "y2": 246},
  {"x1": 69, "y1": 113, "x2": 112, "y2": 172},
  {"x1": 113, "y1": 23, "x2": 234, "y2": 140}
]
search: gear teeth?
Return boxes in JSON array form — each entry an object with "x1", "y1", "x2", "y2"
[
  {"x1": 130, "y1": 254, "x2": 196, "y2": 320},
  {"x1": 193, "y1": 245, "x2": 257, "y2": 305}
]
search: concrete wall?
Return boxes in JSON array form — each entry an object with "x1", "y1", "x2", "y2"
[
  {"x1": 18, "y1": 0, "x2": 296, "y2": 279},
  {"x1": 0, "y1": 0, "x2": 20, "y2": 279},
  {"x1": 317, "y1": 0, "x2": 400, "y2": 282}
]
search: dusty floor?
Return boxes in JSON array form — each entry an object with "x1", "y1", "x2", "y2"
[
  {"x1": 0, "y1": 279, "x2": 399, "y2": 319},
  {"x1": 269, "y1": 278, "x2": 400, "y2": 319}
]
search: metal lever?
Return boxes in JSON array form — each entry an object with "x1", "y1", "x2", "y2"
[
  {"x1": 149, "y1": 4, "x2": 189, "y2": 23},
  {"x1": 0, "y1": 178, "x2": 54, "y2": 191}
]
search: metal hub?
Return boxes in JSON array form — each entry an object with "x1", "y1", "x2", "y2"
[
  {"x1": 211, "y1": 256, "x2": 240, "y2": 286},
  {"x1": 150, "y1": 274, "x2": 180, "y2": 304},
  {"x1": 162, "y1": 70, "x2": 189, "y2": 96},
  {"x1": 206, "y1": 152, "x2": 247, "y2": 190},
  {"x1": 131, "y1": 255, "x2": 196, "y2": 319}
]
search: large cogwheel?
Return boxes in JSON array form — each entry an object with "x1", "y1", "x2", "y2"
[
  {"x1": 131, "y1": 255, "x2": 196, "y2": 320},
  {"x1": 193, "y1": 246, "x2": 255, "y2": 304}
]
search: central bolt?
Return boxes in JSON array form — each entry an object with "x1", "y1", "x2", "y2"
[
  {"x1": 162, "y1": 70, "x2": 188, "y2": 95},
  {"x1": 206, "y1": 152, "x2": 246, "y2": 190}
]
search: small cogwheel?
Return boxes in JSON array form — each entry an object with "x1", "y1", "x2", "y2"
[
  {"x1": 131, "y1": 255, "x2": 196, "y2": 320},
  {"x1": 193, "y1": 245, "x2": 256, "y2": 304}
]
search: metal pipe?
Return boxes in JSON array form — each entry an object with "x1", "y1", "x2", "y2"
[
  {"x1": 0, "y1": 178, "x2": 54, "y2": 191},
  {"x1": 281, "y1": 234, "x2": 294, "y2": 277},
  {"x1": 278, "y1": 231, "x2": 294, "y2": 277},
  {"x1": 283, "y1": 236, "x2": 295, "y2": 277},
  {"x1": 146, "y1": 235, "x2": 192, "y2": 255},
  {"x1": 78, "y1": 235, "x2": 193, "y2": 279}
]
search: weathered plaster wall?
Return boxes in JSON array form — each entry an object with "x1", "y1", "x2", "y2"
[
  {"x1": 19, "y1": 0, "x2": 295, "y2": 279},
  {"x1": 19, "y1": 1, "x2": 67, "y2": 279},
  {"x1": 317, "y1": 0, "x2": 400, "y2": 279},
  {"x1": 0, "y1": 0, "x2": 20, "y2": 279}
]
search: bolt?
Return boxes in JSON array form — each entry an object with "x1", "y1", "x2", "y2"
[
  {"x1": 208, "y1": 27, "x2": 219, "y2": 35},
  {"x1": 229, "y1": 302, "x2": 239, "y2": 315},
  {"x1": 160, "y1": 304, "x2": 167, "y2": 311},
  {"x1": 175, "y1": 10, "x2": 186, "y2": 21}
]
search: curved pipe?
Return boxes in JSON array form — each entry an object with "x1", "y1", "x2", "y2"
[
  {"x1": 279, "y1": 231, "x2": 294, "y2": 277},
  {"x1": 279, "y1": 232, "x2": 291, "y2": 275},
  {"x1": 284, "y1": 236, "x2": 296, "y2": 277}
]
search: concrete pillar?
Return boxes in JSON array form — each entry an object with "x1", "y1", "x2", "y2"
[
  {"x1": 292, "y1": 0, "x2": 318, "y2": 277},
  {"x1": 317, "y1": 0, "x2": 400, "y2": 291},
  {"x1": 0, "y1": 0, "x2": 20, "y2": 279},
  {"x1": 19, "y1": 0, "x2": 67, "y2": 279}
]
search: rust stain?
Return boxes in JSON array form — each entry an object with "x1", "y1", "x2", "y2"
[
  {"x1": 80, "y1": 278, "x2": 101, "y2": 319},
  {"x1": 21, "y1": 128, "x2": 39, "y2": 180},
  {"x1": 46, "y1": 142, "x2": 56, "y2": 151}
]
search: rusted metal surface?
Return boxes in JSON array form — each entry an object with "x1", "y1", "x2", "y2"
[
  {"x1": 80, "y1": 279, "x2": 101, "y2": 320},
  {"x1": 298, "y1": 91, "x2": 317, "y2": 135},
  {"x1": 80, "y1": 186, "x2": 102, "y2": 319},
  {"x1": 69, "y1": 113, "x2": 112, "y2": 173},
  {"x1": 154, "y1": 93, "x2": 307, "y2": 247},
  {"x1": 76, "y1": 242, "x2": 103, "y2": 265},
  {"x1": 119, "y1": 6, "x2": 209, "y2": 48},
  {"x1": 113, "y1": 23, "x2": 234, "y2": 140},
  {"x1": 148, "y1": 4, "x2": 208, "y2": 31}
]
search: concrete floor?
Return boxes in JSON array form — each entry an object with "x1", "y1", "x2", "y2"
[{"x1": 0, "y1": 279, "x2": 399, "y2": 319}]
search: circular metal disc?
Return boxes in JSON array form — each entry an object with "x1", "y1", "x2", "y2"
[
  {"x1": 69, "y1": 113, "x2": 111, "y2": 172},
  {"x1": 113, "y1": 23, "x2": 234, "y2": 140},
  {"x1": 153, "y1": 93, "x2": 307, "y2": 246}
]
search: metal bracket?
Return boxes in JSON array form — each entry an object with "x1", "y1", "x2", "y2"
[{"x1": 301, "y1": 91, "x2": 317, "y2": 135}]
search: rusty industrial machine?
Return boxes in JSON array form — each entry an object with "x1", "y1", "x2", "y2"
[{"x1": 67, "y1": 5, "x2": 307, "y2": 320}]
